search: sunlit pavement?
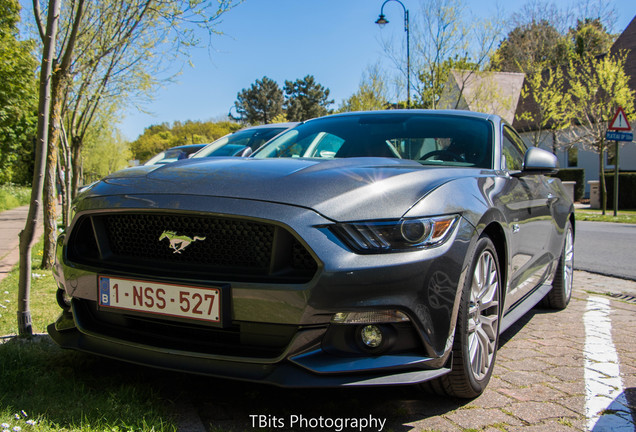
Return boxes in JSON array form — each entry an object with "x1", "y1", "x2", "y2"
[
  {"x1": 174, "y1": 271, "x2": 636, "y2": 432},
  {"x1": 387, "y1": 271, "x2": 636, "y2": 432},
  {"x1": 0, "y1": 206, "x2": 43, "y2": 283}
]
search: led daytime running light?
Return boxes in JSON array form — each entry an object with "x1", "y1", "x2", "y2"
[{"x1": 331, "y1": 310, "x2": 410, "y2": 324}]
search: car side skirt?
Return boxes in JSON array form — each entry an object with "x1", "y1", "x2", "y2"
[{"x1": 500, "y1": 281, "x2": 553, "y2": 334}]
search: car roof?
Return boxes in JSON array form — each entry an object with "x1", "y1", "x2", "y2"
[
  {"x1": 236, "y1": 122, "x2": 299, "y2": 131},
  {"x1": 168, "y1": 144, "x2": 207, "y2": 151},
  {"x1": 303, "y1": 109, "x2": 501, "y2": 123}
]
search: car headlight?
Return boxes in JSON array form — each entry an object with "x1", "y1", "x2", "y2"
[{"x1": 331, "y1": 215, "x2": 459, "y2": 253}]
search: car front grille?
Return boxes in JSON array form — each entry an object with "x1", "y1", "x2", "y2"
[
  {"x1": 67, "y1": 212, "x2": 318, "y2": 283},
  {"x1": 106, "y1": 213, "x2": 274, "y2": 269}
]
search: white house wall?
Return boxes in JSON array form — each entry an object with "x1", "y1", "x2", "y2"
[{"x1": 520, "y1": 129, "x2": 636, "y2": 198}]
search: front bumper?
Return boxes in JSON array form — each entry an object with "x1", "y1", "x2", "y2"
[
  {"x1": 48, "y1": 308, "x2": 452, "y2": 387},
  {"x1": 50, "y1": 194, "x2": 473, "y2": 386}
]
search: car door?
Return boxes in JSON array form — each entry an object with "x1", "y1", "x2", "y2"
[{"x1": 499, "y1": 126, "x2": 555, "y2": 308}]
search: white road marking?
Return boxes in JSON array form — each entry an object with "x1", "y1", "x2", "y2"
[{"x1": 584, "y1": 296, "x2": 634, "y2": 431}]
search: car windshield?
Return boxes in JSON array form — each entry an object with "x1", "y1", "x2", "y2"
[
  {"x1": 252, "y1": 113, "x2": 493, "y2": 168},
  {"x1": 144, "y1": 146, "x2": 204, "y2": 165},
  {"x1": 192, "y1": 127, "x2": 289, "y2": 158}
]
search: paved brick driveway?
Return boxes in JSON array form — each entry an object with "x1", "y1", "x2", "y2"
[
  {"x1": 390, "y1": 271, "x2": 636, "y2": 432},
  {"x1": 180, "y1": 271, "x2": 636, "y2": 432}
]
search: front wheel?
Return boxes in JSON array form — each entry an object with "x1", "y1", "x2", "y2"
[{"x1": 422, "y1": 235, "x2": 501, "y2": 398}]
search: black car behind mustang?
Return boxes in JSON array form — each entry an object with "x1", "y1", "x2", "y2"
[{"x1": 50, "y1": 110, "x2": 574, "y2": 398}]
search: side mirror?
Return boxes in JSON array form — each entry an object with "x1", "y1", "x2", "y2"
[
  {"x1": 511, "y1": 147, "x2": 558, "y2": 177},
  {"x1": 238, "y1": 146, "x2": 253, "y2": 157}
]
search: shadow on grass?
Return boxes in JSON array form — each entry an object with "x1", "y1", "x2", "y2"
[
  {"x1": 0, "y1": 335, "x2": 474, "y2": 432},
  {"x1": 0, "y1": 336, "x2": 176, "y2": 431}
]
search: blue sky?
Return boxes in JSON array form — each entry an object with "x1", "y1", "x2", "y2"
[{"x1": 118, "y1": 0, "x2": 636, "y2": 140}]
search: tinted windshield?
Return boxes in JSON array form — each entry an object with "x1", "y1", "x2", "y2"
[
  {"x1": 193, "y1": 127, "x2": 289, "y2": 158},
  {"x1": 252, "y1": 113, "x2": 493, "y2": 168}
]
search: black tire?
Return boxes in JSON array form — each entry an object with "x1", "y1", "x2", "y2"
[
  {"x1": 541, "y1": 221, "x2": 574, "y2": 310},
  {"x1": 421, "y1": 235, "x2": 501, "y2": 398}
]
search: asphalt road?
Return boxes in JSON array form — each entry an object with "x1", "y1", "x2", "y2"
[{"x1": 574, "y1": 221, "x2": 636, "y2": 281}]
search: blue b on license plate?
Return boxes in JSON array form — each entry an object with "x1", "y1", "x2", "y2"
[{"x1": 99, "y1": 276, "x2": 221, "y2": 323}]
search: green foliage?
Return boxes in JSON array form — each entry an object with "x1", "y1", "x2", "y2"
[
  {"x1": 283, "y1": 75, "x2": 334, "y2": 121},
  {"x1": 0, "y1": 184, "x2": 31, "y2": 211},
  {"x1": 605, "y1": 172, "x2": 636, "y2": 210},
  {"x1": 554, "y1": 168, "x2": 585, "y2": 201},
  {"x1": 566, "y1": 52, "x2": 635, "y2": 213},
  {"x1": 271, "y1": 113, "x2": 290, "y2": 123},
  {"x1": 0, "y1": 0, "x2": 38, "y2": 185},
  {"x1": 233, "y1": 76, "x2": 284, "y2": 125},
  {"x1": 576, "y1": 209, "x2": 636, "y2": 223},
  {"x1": 490, "y1": 20, "x2": 569, "y2": 73},
  {"x1": 339, "y1": 65, "x2": 389, "y2": 112},
  {"x1": 566, "y1": 52, "x2": 635, "y2": 147},
  {"x1": 419, "y1": 55, "x2": 478, "y2": 109},
  {"x1": 491, "y1": 15, "x2": 615, "y2": 74},
  {"x1": 233, "y1": 75, "x2": 334, "y2": 124},
  {"x1": 129, "y1": 120, "x2": 240, "y2": 162},
  {"x1": 569, "y1": 18, "x2": 614, "y2": 59},
  {"x1": 392, "y1": 0, "x2": 501, "y2": 109},
  {"x1": 82, "y1": 124, "x2": 132, "y2": 182},
  {"x1": 516, "y1": 61, "x2": 571, "y2": 145}
]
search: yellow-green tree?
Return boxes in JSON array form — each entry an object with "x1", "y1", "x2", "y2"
[
  {"x1": 20, "y1": 0, "x2": 242, "y2": 336},
  {"x1": 130, "y1": 120, "x2": 240, "y2": 163},
  {"x1": 380, "y1": 0, "x2": 501, "y2": 108},
  {"x1": 339, "y1": 65, "x2": 389, "y2": 112},
  {"x1": 36, "y1": 0, "x2": 242, "y2": 271},
  {"x1": 565, "y1": 52, "x2": 635, "y2": 214},
  {"x1": 516, "y1": 64, "x2": 571, "y2": 148}
]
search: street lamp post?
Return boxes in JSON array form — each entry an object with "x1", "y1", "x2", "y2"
[{"x1": 375, "y1": 0, "x2": 410, "y2": 109}]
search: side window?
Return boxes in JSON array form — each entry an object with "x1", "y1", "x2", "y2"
[
  {"x1": 305, "y1": 133, "x2": 345, "y2": 158},
  {"x1": 502, "y1": 126, "x2": 526, "y2": 171}
]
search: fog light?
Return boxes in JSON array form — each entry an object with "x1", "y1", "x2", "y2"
[{"x1": 360, "y1": 325, "x2": 383, "y2": 348}]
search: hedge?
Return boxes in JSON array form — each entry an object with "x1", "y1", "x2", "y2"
[
  {"x1": 604, "y1": 172, "x2": 636, "y2": 209},
  {"x1": 554, "y1": 168, "x2": 585, "y2": 202}
]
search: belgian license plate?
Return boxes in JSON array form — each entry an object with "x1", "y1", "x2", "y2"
[{"x1": 98, "y1": 276, "x2": 221, "y2": 323}]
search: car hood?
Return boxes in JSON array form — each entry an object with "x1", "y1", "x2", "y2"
[{"x1": 87, "y1": 158, "x2": 485, "y2": 221}]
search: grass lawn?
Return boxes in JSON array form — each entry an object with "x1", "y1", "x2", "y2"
[
  {"x1": 0, "y1": 185, "x2": 31, "y2": 212},
  {"x1": 575, "y1": 208, "x2": 636, "y2": 223},
  {"x1": 0, "y1": 241, "x2": 179, "y2": 431}
]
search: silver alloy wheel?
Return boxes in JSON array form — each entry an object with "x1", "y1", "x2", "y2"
[
  {"x1": 468, "y1": 250, "x2": 500, "y2": 381},
  {"x1": 563, "y1": 226, "x2": 574, "y2": 299}
]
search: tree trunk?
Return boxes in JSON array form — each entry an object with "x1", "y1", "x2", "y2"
[
  {"x1": 18, "y1": 0, "x2": 60, "y2": 337},
  {"x1": 41, "y1": 71, "x2": 65, "y2": 269},
  {"x1": 599, "y1": 140, "x2": 607, "y2": 215},
  {"x1": 41, "y1": 147, "x2": 58, "y2": 269},
  {"x1": 62, "y1": 150, "x2": 72, "y2": 227},
  {"x1": 71, "y1": 136, "x2": 82, "y2": 199},
  {"x1": 58, "y1": 123, "x2": 72, "y2": 227}
]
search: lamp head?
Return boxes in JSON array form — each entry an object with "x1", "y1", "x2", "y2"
[{"x1": 375, "y1": 14, "x2": 389, "y2": 27}]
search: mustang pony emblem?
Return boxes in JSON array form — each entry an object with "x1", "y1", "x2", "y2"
[{"x1": 159, "y1": 230, "x2": 206, "y2": 254}]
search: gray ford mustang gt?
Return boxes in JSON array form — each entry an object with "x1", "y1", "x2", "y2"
[{"x1": 50, "y1": 110, "x2": 574, "y2": 398}]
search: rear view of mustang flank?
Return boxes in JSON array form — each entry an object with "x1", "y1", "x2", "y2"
[{"x1": 50, "y1": 110, "x2": 574, "y2": 398}]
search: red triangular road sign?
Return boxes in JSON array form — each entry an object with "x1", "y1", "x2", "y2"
[{"x1": 608, "y1": 107, "x2": 631, "y2": 131}]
